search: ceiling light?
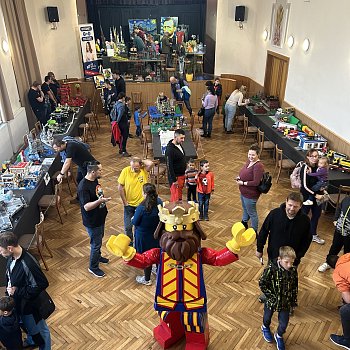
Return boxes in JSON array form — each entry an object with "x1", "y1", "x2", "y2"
[
  {"x1": 287, "y1": 35, "x2": 294, "y2": 48},
  {"x1": 2, "y1": 39, "x2": 9, "y2": 54},
  {"x1": 302, "y1": 38, "x2": 310, "y2": 52},
  {"x1": 262, "y1": 29, "x2": 268, "y2": 41}
]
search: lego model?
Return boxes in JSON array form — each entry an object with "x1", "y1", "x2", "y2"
[
  {"x1": 106, "y1": 201, "x2": 255, "y2": 350},
  {"x1": 298, "y1": 134, "x2": 327, "y2": 150}
]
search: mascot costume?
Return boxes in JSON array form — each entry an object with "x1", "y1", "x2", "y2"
[{"x1": 107, "y1": 201, "x2": 255, "y2": 350}]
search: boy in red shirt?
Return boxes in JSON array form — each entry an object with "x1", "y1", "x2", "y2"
[{"x1": 196, "y1": 159, "x2": 214, "y2": 221}]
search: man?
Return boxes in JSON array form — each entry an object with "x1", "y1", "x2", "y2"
[
  {"x1": 52, "y1": 137, "x2": 95, "y2": 202},
  {"x1": 112, "y1": 71, "x2": 126, "y2": 96},
  {"x1": 118, "y1": 158, "x2": 154, "y2": 244},
  {"x1": 169, "y1": 76, "x2": 181, "y2": 101},
  {"x1": 0, "y1": 232, "x2": 51, "y2": 349},
  {"x1": 41, "y1": 75, "x2": 57, "y2": 113},
  {"x1": 162, "y1": 17, "x2": 176, "y2": 41},
  {"x1": 329, "y1": 253, "x2": 350, "y2": 349},
  {"x1": 133, "y1": 32, "x2": 145, "y2": 52},
  {"x1": 161, "y1": 32, "x2": 172, "y2": 67},
  {"x1": 256, "y1": 192, "x2": 312, "y2": 267},
  {"x1": 134, "y1": 26, "x2": 146, "y2": 43},
  {"x1": 165, "y1": 129, "x2": 187, "y2": 202},
  {"x1": 78, "y1": 161, "x2": 111, "y2": 278},
  {"x1": 47, "y1": 71, "x2": 60, "y2": 104},
  {"x1": 28, "y1": 81, "x2": 48, "y2": 125}
]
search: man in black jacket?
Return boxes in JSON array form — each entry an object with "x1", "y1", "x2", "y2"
[
  {"x1": 112, "y1": 71, "x2": 126, "y2": 96},
  {"x1": 256, "y1": 192, "x2": 312, "y2": 267},
  {"x1": 165, "y1": 129, "x2": 186, "y2": 202},
  {"x1": 0, "y1": 232, "x2": 51, "y2": 349}
]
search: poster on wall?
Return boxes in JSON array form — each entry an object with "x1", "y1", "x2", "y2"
[
  {"x1": 160, "y1": 17, "x2": 178, "y2": 41},
  {"x1": 270, "y1": 1, "x2": 291, "y2": 48},
  {"x1": 128, "y1": 19, "x2": 157, "y2": 36},
  {"x1": 79, "y1": 24, "x2": 99, "y2": 77}
]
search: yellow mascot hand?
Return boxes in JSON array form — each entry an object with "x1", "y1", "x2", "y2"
[
  {"x1": 106, "y1": 234, "x2": 136, "y2": 261},
  {"x1": 226, "y1": 222, "x2": 256, "y2": 253}
]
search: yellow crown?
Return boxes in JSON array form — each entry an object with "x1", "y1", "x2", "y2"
[{"x1": 158, "y1": 201, "x2": 199, "y2": 225}]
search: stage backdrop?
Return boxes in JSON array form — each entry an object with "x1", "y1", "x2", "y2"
[{"x1": 86, "y1": 0, "x2": 206, "y2": 50}]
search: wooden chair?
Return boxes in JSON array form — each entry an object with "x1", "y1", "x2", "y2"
[
  {"x1": 150, "y1": 159, "x2": 167, "y2": 191},
  {"x1": 142, "y1": 129, "x2": 153, "y2": 159},
  {"x1": 273, "y1": 145, "x2": 296, "y2": 183},
  {"x1": 243, "y1": 116, "x2": 258, "y2": 144},
  {"x1": 18, "y1": 213, "x2": 53, "y2": 271},
  {"x1": 23, "y1": 134, "x2": 29, "y2": 148},
  {"x1": 52, "y1": 165, "x2": 77, "y2": 197},
  {"x1": 257, "y1": 128, "x2": 275, "y2": 158},
  {"x1": 79, "y1": 114, "x2": 95, "y2": 142},
  {"x1": 165, "y1": 67, "x2": 176, "y2": 81},
  {"x1": 34, "y1": 121, "x2": 42, "y2": 134},
  {"x1": 131, "y1": 92, "x2": 143, "y2": 112},
  {"x1": 30, "y1": 128, "x2": 37, "y2": 139},
  {"x1": 193, "y1": 128, "x2": 205, "y2": 161},
  {"x1": 189, "y1": 112, "x2": 195, "y2": 138},
  {"x1": 325, "y1": 185, "x2": 350, "y2": 211},
  {"x1": 194, "y1": 55, "x2": 204, "y2": 77},
  {"x1": 38, "y1": 182, "x2": 67, "y2": 224}
]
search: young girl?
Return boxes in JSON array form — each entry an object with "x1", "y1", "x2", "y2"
[
  {"x1": 185, "y1": 158, "x2": 198, "y2": 202},
  {"x1": 196, "y1": 160, "x2": 214, "y2": 220},
  {"x1": 303, "y1": 156, "x2": 329, "y2": 206}
]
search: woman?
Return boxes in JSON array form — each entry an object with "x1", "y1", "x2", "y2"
[
  {"x1": 224, "y1": 85, "x2": 249, "y2": 134},
  {"x1": 300, "y1": 148, "x2": 325, "y2": 244},
  {"x1": 201, "y1": 85, "x2": 218, "y2": 138},
  {"x1": 236, "y1": 144, "x2": 264, "y2": 232},
  {"x1": 85, "y1": 41, "x2": 94, "y2": 62},
  {"x1": 131, "y1": 183, "x2": 162, "y2": 285}
]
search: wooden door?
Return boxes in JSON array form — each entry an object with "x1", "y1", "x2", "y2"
[{"x1": 264, "y1": 51, "x2": 289, "y2": 104}]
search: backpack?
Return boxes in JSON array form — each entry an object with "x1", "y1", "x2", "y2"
[
  {"x1": 290, "y1": 161, "x2": 304, "y2": 189},
  {"x1": 258, "y1": 172, "x2": 272, "y2": 194}
]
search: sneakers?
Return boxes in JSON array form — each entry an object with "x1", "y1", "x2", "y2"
[
  {"x1": 88, "y1": 268, "x2": 106, "y2": 278},
  {"x1": 274, "y1": 333, "x2": 285, "y2": 350},
  {"x1": 122, "y1": 152, "x2": 131, "y2": 157},
  {"x1": 151, "y1": 265, "x2": 158, "y2": 275},
  {"x1": 136, "y1": 276, "x2": 152, "y2": 286},
  {"x1": 99, "y1": 256, "x2": 109, "y2": 264},
  {"x1": 318, "y1": 262, "x2": 331, "y2": 272},
  {"x1": 204, "y1": 217, "x2": 209, "y2": 221},
  {"x1": 330, "y1": 334, "x2": 350, "y2": 349},
  {"x1": 312, "y1": 235, "x2": 325, "y2": 245},
  {"x1": 303, "y1": 199, "x2": 314, "y2": 206},
  {"x1": 261, "y1": 325, "x2": 273, "y2": 343}
]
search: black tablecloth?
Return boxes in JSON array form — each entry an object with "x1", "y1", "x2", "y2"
[
  {"x1": 152, "y1": 130, "x2": 197, "y2": 162},
  {"x1": 244, "y1": 106, "x2": 350, "y2": 189}
]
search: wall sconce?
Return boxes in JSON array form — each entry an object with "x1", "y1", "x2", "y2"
[
  {"x1": 287, "y1": 35, "x2": 294, "y2": 48},
  {"x1": 302, "y1": 38, "x2": 310, "y2": 52},
  {"x1": 262, "y1": 29, "x2": 269, "y2": 41},
  {"x1": 1, "y1": 39, "x2": 9, "y2": 54}
]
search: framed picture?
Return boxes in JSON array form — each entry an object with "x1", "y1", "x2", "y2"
[
  {"x1": 128, "y1": 19, "x2": 157, "y2": 36},
  {"x1": 270, "y1": 2, "x2": 291, "y2": 48},
  {"x1": 160, "y1": 17, "x2": 178, "y2": 41}
]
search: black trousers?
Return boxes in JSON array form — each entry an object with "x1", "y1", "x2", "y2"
[
  {"x1": 327, "y1": 229, "x2": 350, "y2": 259},
  {"x1": 183, "y1": 99, "x2": 192, "y2": 115},
  {"x1": 187, "y1": 185, "x2": 197, "y2": 202},
  {"x1": 263, "y1": 304, "x2": 290, "y2": 336},
  {"x1": 119, "y1": 123, "x2": 129, "y2": 152}
]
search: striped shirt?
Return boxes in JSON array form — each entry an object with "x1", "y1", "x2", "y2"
[{"x1": 185, "y1": 168, "x2": 198, "y2": 186}]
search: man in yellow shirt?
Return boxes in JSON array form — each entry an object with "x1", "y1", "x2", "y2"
[{"x1": 118, "y1": 157, "x2": 154, "y2": 244}]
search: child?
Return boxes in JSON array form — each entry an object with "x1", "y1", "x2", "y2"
[
  {"x1": 303, "y1": 156, "x2": 329, "y2": 206},
  {"x1": 157, "y1": 92, "x2": 168, "y2": 104},
  {"x1": 0, "y1": 296, "x2": 23, "y2": 349},
  {"x1": 196, "y1": 160, "x2": 214, "y2": 220},
  {"x1": 214, "y1": 78, "x2": 223, "y2": 114},
  {"x1": 259, "y1": 246, "x2": 298, "y2": 350},
  {"x1": 185, "y1": 158, "x2": 198, "y2": 202},
  {"x1": 134, "y1": 107, "x2": 143, "y2": 137},
  {"x1": 222, "y1": 94, "x2": 230, "y2": 131}
]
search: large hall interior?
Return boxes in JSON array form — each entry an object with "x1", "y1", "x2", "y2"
[{"x1": 0, "y1": 0, "x2": 350, "y2": 349}]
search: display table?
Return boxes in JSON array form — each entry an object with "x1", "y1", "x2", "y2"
[
  {"x1": 152, "y1": 130, "x2": 197, "y2": 162},
  {"x1": 244, "y1": 105, "x2": 350, "y2": 189},
  {"x1": 109, "y1": 57, "x2": 165, "y2": 77}
]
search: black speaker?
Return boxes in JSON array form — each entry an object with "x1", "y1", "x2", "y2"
[
  {"x1": 235, "y1": 6, "x2": 245, "y2": 22},
  {"x1": 47, "y1": 7, "x2": 59, "y2": 23}
]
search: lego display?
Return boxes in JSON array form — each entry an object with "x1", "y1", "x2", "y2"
[
  {"x1": 0, "y1": 192, "x2": 27, "y2": 232},
  {"x1": 106, "y1": 201, "x2": 256, "y2": 350},
  {"x1": 149, "y1": 103, "x2": 185, "y2": 133},
  {"x1": 298, "y1": 134, "x2": 327, "y2": 151}
]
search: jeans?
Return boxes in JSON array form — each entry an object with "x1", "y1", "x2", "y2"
[
  {"x1": 302, "y1": 201, "x2": 322, "y2": 236},
  {"x1": 240, "y1": 194, "x2": 258, "y2": 232},
  {"x1": 85, "y1": 225, "x2": 105, "y2": 270},
  {"x1": 263, "y1": 304, "x2": 290, "y2": 336},
  {"x1": 33, "y1": 108, "x2": 48, "y2": 126},
  {"x1": 170, "y1": 175, "x2": 185, "y2": 202},
  {"x1": 224, "y1": 103, "x2": 237, "y2": 131},
  {"x1": 340, "y1": 303, "x2": 350, "y2": 340},
  {"x1": 22, "y1": 314, "x2": 51, "y2": 350},
  {"x1": 124, "y1": 205, "x2": 137, "y2": 242},
  {"x1": 187, "y1": 185, "x2": 197, "y2": 202},
  {"x1": 202, "y1": 107, "x2": 215, "y2": 136},
  {"x1": 198, "y1": 193, "x2": 211, "y2": 218},
  {"x1": 183, "y1": 99, "x2": 193, "y2": 115}
]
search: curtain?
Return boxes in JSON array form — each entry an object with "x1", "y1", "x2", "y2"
[
  {"x1": 0, "y1": 64, "x2": 13, "y2": 122},
  {"x1": 1, "y1": 0, "x2": 41, "y2": 128}
]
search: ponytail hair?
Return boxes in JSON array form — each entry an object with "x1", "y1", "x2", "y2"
[{"x1": 142, "y1": 183, "x2": 158, "y2": 212}]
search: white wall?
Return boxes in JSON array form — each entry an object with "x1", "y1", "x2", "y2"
[
  {"x1": 215, "y1": 0, "x2": 350, "y2": 141},
  {"x1": 206, "y1": 0, "x2": 218, "y2": 40},
  {"x1": 24, "y1": 0, "x2": 83, "y2": 80}
]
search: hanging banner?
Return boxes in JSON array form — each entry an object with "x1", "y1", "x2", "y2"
[{"x1": 78, "y1": 24, "x2": 99, "y2": 77}]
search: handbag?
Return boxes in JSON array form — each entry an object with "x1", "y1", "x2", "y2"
[
  {"x1": 257, "y1": 172, "x2": 272, "y2": 194},
  {"x1": 33, "y1": 290, "x2": 56, "y2": 320},
  {"x1": 197, "y1": 107, "x2": 205, "y2": 117}
]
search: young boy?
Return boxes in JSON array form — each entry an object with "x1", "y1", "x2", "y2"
[
  {"x1": 185, "y1": 158, "x2": 198, "y2": 202},
  {"x1": 214, "y1": 78, "x2": 222, "y2": 114},
  {"x1": 133, "y1": 107, "x2": 147, "y2": 137},
  {"x1": 259, "y1": 246, "x2": 298, "y2": 350},
  {"x1": 303, "y1": 156, "x2": 329, "y2": 206},
  {"x1": 196, "y1": 159, "x2": 214, "y2": 221},
  {"x1": 0, "y1": 296, "x2": 23, "y2": 349}
]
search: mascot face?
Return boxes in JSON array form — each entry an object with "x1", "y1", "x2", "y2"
[{"x1": 156, "y1": 201, "x2": 206, "y2": 263}]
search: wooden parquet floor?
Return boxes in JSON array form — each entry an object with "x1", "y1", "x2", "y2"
[{"x1": 42, "y1": 114, "x2": 341, "y2": 349}]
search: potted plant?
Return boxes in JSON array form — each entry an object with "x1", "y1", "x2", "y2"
[{"x1": 185, "y1": 61, "x2": 194, "y2": 82}]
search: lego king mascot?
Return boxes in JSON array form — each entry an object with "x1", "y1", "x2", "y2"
[{"x1": 106, "y1": 201, "x2": 255, "y2": 350}]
